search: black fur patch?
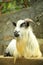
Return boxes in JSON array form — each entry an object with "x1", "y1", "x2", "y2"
[
  {"x1": 20, "y1": 22, "x2": 29, "y2": 28},
  {"x1": 25, "y1": 22, "x2": 29, "y2": 28},
  {"x1": 20, "y1": 22, "x2": 25, "y2": 27},
  {"x1": 4, "y1": 52, "x2": 12, "y2": 57}
]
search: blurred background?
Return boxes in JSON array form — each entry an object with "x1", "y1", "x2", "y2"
[
  {"x1": 0, "y1": 0, "x2": 43, "y2": 56},
  {"x1": 0, "y1": 0, "x2": 33, "y2": 14},
  {"x1": 0, "y1": 0, "x2": 42, "y2": 14}
]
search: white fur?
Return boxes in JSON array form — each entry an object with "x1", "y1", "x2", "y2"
[
  {"x1": 5, "y1": 19, "x2": 42, "y2": 63},
  {"x1": 5, "y1": 39, "x2": 17, "y2": 55},
  {"x1": 14, "y1": 19, "x2": 42, "y2": 57}
]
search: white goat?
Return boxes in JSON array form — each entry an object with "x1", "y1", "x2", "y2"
[{"x1": 4, "y1": 18, "x2": 42, "y2": 63}]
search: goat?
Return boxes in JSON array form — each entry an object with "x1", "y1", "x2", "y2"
[{"x1": 4, "y1": 18, "x2": 42, "y2": 63}]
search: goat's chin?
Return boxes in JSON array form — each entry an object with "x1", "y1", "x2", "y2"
[{"x1": 15, "y1": 37, "x2": 21, "y2": 41}]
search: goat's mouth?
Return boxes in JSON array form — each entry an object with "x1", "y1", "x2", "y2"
[
  {"x1": 14, "y1": 33, "x2": 19, "y2": 37},
  {"x1": 14, "y1": 34, "x2": 19, "y2": 37}
]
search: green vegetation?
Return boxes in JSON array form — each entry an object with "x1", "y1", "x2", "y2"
[{"x1": 0, "y1": 0, "x2": 31, "y2": 14}]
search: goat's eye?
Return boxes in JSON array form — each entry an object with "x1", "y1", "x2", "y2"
[
  {"x1": 20, "y1": 23, "x2": 25, "y2": 27},
  {"x1": 20, "y1": 22, "x2": 29, "y2": 28}
]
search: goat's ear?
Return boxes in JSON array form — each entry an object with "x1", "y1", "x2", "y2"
[{"x1": 12, "y1": 22, "x2": 16, "y2": 26}]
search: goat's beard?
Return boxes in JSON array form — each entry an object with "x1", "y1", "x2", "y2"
[
  {"x1": 16, "y1": 38, "x2": 27, "y2": 55},
  {"x1": 14, "y1": 27, "x2": 32, "y2": 55},
  {"x1": 15, "y1": 32, "x2": 28, "y2": 55}
]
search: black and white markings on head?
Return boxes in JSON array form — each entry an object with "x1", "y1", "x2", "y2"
[
  {"x1": 20, "y1": 18, "x2": 33, "y2": 28},
  {"x1": 12, "y1": 18, "x2": 33, "y2": 28},
  {"x1": 12, "y1": 21, "x2": 29, "y2": 28},
  {"x1": 20, "y1": 21, "x2": 29, "y2": 28}
]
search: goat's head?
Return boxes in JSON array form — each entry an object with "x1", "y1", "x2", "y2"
[{"x1": 12, "y1": 18, "x2": 33, "y2": 39}]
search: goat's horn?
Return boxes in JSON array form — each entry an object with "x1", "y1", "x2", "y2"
[{"x1": 24, "y1": 18, "x2": 33, "y2": 22}]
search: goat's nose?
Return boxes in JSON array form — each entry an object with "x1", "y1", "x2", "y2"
[{"x1": 14, "y1": 31, "x2": 19, "y2": 37}]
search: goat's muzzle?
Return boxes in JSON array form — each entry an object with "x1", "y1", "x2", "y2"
[{"x1": 14, "y1": 31, "x2": 19, "y2": 37}]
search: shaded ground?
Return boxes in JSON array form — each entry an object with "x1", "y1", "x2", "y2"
[{"x1": 0, "y1": 55, "x2": 43, "y2": 65}]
